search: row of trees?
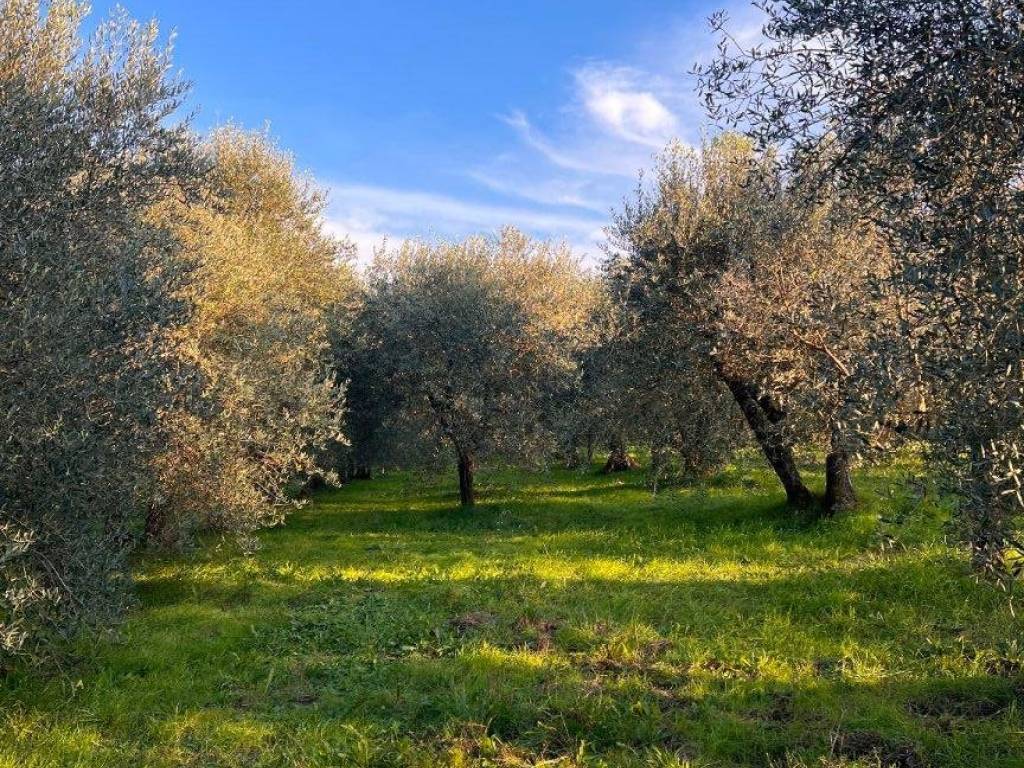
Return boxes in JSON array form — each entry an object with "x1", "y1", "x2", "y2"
[
  {"x1": 339, "y1": 0, "x2": 1024, "y2": 594},
  {"x1": 336, "y1": 138, "x2": 887, "y2": 512},
  {"x1": 3, "y1": 0, "x2": 1022, "y2": 664},
  {"x1": 697, "y1": 0, "x2": 1023, "y2": 581},
  {"x1": 1, "y1": 1, "x2": 353, "y2": 662}
]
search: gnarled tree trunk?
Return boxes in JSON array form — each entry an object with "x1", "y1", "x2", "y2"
[
  {"x1": 717, "y1": 370, "x2": 814, "y2": 508},
  {"x1": 457, "y1": 451, "x2": 475, "y2": 507}
]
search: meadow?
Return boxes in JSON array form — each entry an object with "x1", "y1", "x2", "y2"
[{"x1": 2, "y1": 456, "x2": 1023, "y2": 768}]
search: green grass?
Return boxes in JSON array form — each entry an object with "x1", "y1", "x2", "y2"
[{"x1": 3, "y1": 456, "x2": 1024, "y2": 767}]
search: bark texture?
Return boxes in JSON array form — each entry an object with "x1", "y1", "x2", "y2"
[
  {"x1": 718, "y1": 371, "x2": 814, "y2": 507},
  {"x1": 824, "y1": 449, "x2": 857, "y2": 514}
]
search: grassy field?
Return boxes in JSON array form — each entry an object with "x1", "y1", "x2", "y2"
[{"x1": 2, "y1": 456, "x2": 1023, "y2": 767}]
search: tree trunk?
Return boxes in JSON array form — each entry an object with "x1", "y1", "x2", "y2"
[
  {"x1": 718, "y1": 371, "x2": 814, "y2": 507},
  {"x1": 144, "y1": 502, "x2": 168, "y2": 546},
  {"x1": 649, "y1": 444, "x2": 668, "y2": 495},
  {"x1": 303, "y1": 473, "x2": 327, "y2": 493},
  {"x1": 457, "y1": 451, "x2": 475, "y2": 507},
  {"x1": 824, "y1": 449, "x2": 856, "y2": 514},
  {"x1": 560, "y1": 438, "x2": 584, "y2": 469},
  {"x1": 602, "y1": 435, "x2": 638, "y2": 473}
]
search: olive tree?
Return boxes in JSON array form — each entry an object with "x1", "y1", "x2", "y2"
[
  {"x1": 149, "y1": 129, "x2": 355, "y2": 549},
  {"x1": 1, "y1": 0, "x2": 203, "y2": 660},
  {"x1": 608, "y1": 137, "x2": 885, "y2": 512},
  {"x1": 699, "y1": 0, "x2": 1024, "y2": 578},
  {"x1": 712, "y1": 183, "x2": 894, "y2": 511},
  {"x1": 360, "y1": 229, "x2": 599, "y2": 506},
  {"x1": 332, "y1": 292, "x2": 417, "y2": 481}
]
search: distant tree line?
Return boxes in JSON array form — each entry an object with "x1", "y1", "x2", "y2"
[{"x1": 3, "y1": 0, "x2": 1022, "y2": 666}]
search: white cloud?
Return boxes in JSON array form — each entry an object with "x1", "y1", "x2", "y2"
[
  {"x1": 323, "y1": 4, "x2": 768, "y2": 271},
  {"x1": 328, "y1": 183, "x2": 605, "y2": 234},
  {"x1": 500, "y1": 110, "x2": 642, "y2": 178},
  {"x1": 575, "y1": 64, "x2": 679, "y2": 148},
  {"x1": 501, "y1": 0, "x2": 768, "y2": 181},
  {"x1": 493, "y1": 65, "x2": 690, "y2": 205}
]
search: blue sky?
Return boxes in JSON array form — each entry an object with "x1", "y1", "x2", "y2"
[{"x1": 89, "y1": 0, "x2": 763, "y2": 261}]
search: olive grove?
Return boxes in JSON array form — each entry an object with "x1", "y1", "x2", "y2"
[{"x1": 5, "y1": 0, "x2": 1024, "y2": 672}]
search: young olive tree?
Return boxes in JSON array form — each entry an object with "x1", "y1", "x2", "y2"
[
  {"x1": 149, "y1": 129, "x2": 356, "y2": 549},
  {"x1": 608, "y1": 137, "x2": 885, "y2": 512},
  {"x1": 360, "y1": 229, "x2": 599, "y2": 506},
  {"x1": 699, "y1": 0, "x2": 1024, "y2": 578},
  {"x1": 0, "y1": 0, "x2": 203, "y2": 660}
]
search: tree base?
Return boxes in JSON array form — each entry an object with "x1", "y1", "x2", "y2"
[{"x1": 602, "y1": 451, "x2": 639, "y2": 474}]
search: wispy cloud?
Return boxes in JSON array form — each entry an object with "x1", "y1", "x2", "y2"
[
  {"x1": 322, "y1": 3, "x2": 766, "y2": 269},
  {"x1": 324, "y1": 183, "x2": 606, "y2": 263},
  {"x1": 499, "y1": 110, "x2": 643, "y2": 178},
  {"x1": 466, "y1": 168, "x2": 608, "y2": 213},
  {"x1": 501, "y1": 1, "x2": 768, "y2": 172},
  {"x1": 489, "y1": 58, "x2": 696, "y2": 215},
  {"x1": 475, "y1": 4, "x2": 768, "y2": 244}
]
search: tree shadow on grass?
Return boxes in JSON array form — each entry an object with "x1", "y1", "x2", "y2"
[
  {"x1": 2, "y1": 466, "x2": 1006, "y2": 768},
  {"x1": 295, "y1": 487, "x2": 818, "y2": 537},
  {"x1": 37, "y1": 605, "x2": 1024, "y2": 767},
  {"x1": 127, "y1": 556, "x2": 1002, "y2": 693},
  {"x1": 282, "y1": 653, "x2": 1022, "y2": 767},
  {"x1": 5, "y1": 550, "x2": 1021, "y2": 767}
]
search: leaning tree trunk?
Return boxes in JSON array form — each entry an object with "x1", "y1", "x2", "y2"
[
  {"x1": 824, "y1": 447, "x2": 856, "y2": 515},
  {"x1": 457, "y1": 451, "x2": 476, "y2": 507},
  {"x1": 717, "y1": 370, "x2": 814, "y2": 508}
]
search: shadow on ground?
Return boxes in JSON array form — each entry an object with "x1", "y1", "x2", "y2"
[{"x1": 2, "y1": 462, "x2": 1022, "y2": 767}]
